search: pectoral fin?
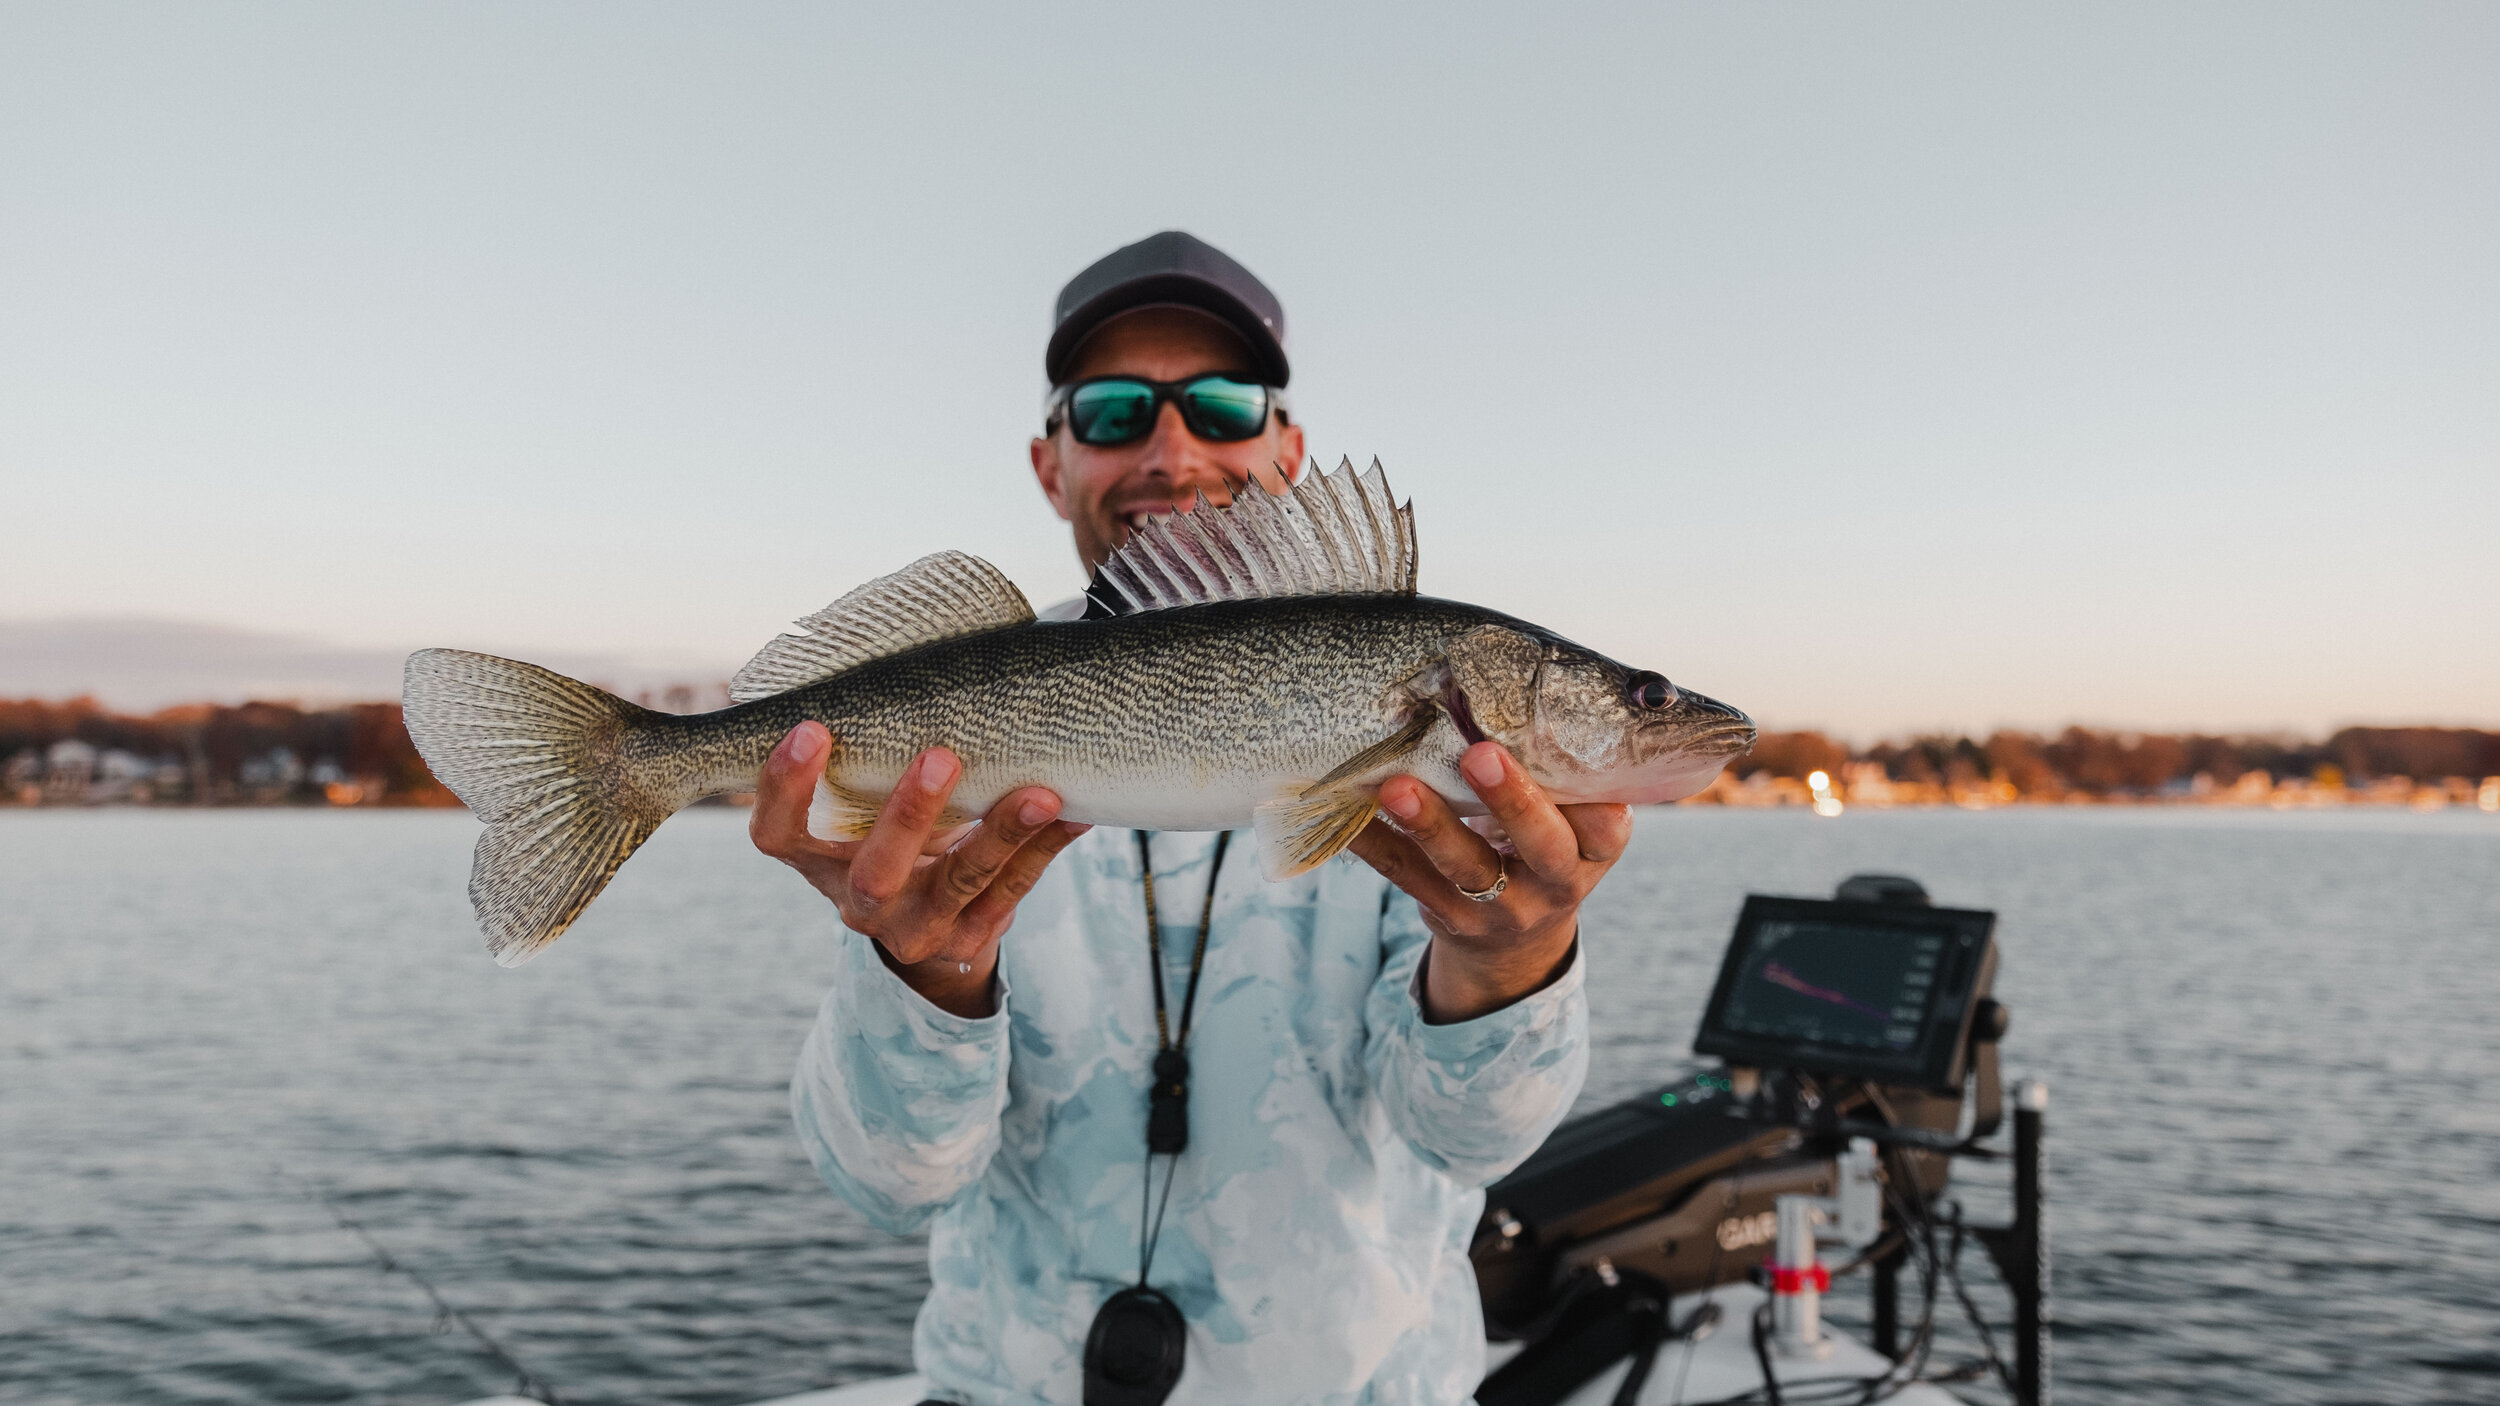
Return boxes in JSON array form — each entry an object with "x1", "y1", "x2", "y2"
[
  {"x1": 1251, "y1": 714, "x2": 1435, "y2": 879},
  {"x1": 1252, "y1": 785, "x2": 1382, "y2": 881},
  {"x1": 1309, "y1": 709, "x2": 1434, "y2": 789}
]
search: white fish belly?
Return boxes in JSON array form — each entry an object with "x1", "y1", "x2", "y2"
[
  {"x1": 1053, "y1": 770, "x2": 1278, "y2": 831},
  {"x1": 807, "y1": 757, "x2": 1299, "y2": 840}
]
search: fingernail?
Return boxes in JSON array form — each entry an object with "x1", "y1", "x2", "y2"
[
  {"x1": 918, "y1": 751, "x2": 958, "y2": 791},
  {"x1": 1382, "y1": 785, "x2": 1420, "y2": 821},
  {"x1": 1464, "y1": 747, "x2": 1505, "y2": 790},
  {"x1": 1018, "y1": 797, "x2": 1053, "y2": 826},
  {"x1": 1060, "y1": 821, "x2": 1093, "y2": 837}
]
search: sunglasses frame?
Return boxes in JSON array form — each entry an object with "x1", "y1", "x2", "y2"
[{"x1": 1044, "y1": 373, "x2": 1282, "y2": 447}]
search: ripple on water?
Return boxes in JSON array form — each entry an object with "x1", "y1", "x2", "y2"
[{"x1": 2, "y1": 806, "x2": 2495, "y2": 1405}]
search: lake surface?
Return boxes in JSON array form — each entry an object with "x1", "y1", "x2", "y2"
[{"x1": 3, "y1": 807, "x2": 2495, "y2": 1405}]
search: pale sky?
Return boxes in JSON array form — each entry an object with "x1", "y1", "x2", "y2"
[{"x1": 3, "y1": 3, "x2": 2493, "y2": 739}]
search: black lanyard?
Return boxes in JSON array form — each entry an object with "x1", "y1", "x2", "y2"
[
  {"x1": 1133, "y1": 829, "x2": 1229, "y2": 1274},
  {"x1": 1084, "y1": 831, "x2": 1231, "y2": 1406}
]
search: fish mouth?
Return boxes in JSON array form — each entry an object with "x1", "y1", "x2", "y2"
[
  {"x1": 1666, "y1": 687, "x2": 1757, "y2": 756},
  {"x1": 1548, "y1": 688, "x2": 1758, "y2": 806}
]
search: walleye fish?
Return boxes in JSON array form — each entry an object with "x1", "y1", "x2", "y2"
[{"x1": 403, "y1": 462, "x2": 1754, "y2": 965}]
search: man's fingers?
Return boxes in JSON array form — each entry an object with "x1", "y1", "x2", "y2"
[
  {"x1": 751, "y1": 738, "x2": 1085, "y2": 981},
  {"x1": 1373, "y1": 775, "x2": 1503, "y2": 896},
  {"x1": 950, "y1": 821, "x2": 1091, "y2": 959},
  {"x1": 1346, "y1": 815, "x2": 1459, "y2": 911},
  {"x1": 751, "y1": 723, "x2": 843, "y2": 863},
  {"x1": 1457, "y1": 743, "x2": 1581, "y2": 884},
  {"x1": 1558, "y1": 801, "x2": 1635, "y2": 866},
  {"x1": 929, "y1": 788, "x2": 1065, "y2": 911},
  {"x1": 847, "y1": 749, "x2": 962, "y2": 906}
]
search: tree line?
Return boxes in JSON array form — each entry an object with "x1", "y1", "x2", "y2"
[
  {"x1": 7, "y1": 694, "x2": 2496, "y2": 807},
  {"x1": 1736, "y1": 725, "x2": 2500, "y2": 798},
  {"x1": 1, "y1": 696, "x2": 453, "y2": 805}
]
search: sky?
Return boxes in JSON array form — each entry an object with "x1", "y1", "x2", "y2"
[{"x1": 2, "y1": 3, "x2": 2494, "y2": 738}]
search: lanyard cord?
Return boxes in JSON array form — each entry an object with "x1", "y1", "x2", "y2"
[
  {"x1": 1139, "y1": 829, "x2": 1229, "y2": 1054},
  {"x1": 1132, "y1": 828, "x2": 1231, "y2": 1288}
]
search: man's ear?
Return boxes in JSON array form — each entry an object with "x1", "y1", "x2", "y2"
[
  {"x1": 1273, "y1": 421, "x2": 1307, "y2": 484},
  {"x1": 1030, "y1": 434, "x2": 1074, "y2": 520}
]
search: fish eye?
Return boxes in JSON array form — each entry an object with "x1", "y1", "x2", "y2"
[{"x1": 1627, "y1": 672, "x2": 1675, "y2": 710}]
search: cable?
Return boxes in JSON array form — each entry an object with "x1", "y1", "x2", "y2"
[
  {"x1": 1606, "y1": 1286, "x2": 1673, "y2": 1406},
  {"x1": 1873, "y1": 1141, "x2": 1948, "y2": 1397},
  {"x1": 1938, "y1": 1200, "x2": 2017, "y2": 1396},
  {"x1": 1666, "y1": 1169, "x2": 1746, "y2": 1405},
  {"x1": 1749, "y1": 1300, "x2": 1784, "y2": 1406}
]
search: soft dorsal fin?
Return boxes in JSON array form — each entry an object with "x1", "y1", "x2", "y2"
[
  {"x1": 730, "y1": 550, "x2": 1034, "y2": 702},
  {"x1": 1087, "y1": 458, "x2": 1418, "y2": 617}
]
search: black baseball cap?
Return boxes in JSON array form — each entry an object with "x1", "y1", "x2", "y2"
[{"x1": 1047, "y1": 231, "x2": 1290, "y2": 388}]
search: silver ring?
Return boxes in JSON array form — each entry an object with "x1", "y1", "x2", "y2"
[{"x1": 1455, "y1": 855, "x2": 1508, "y2": 903}]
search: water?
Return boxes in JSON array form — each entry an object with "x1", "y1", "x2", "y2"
[{"x1": 3, "y1": 807, "x2": 2496, "y2": 1405}]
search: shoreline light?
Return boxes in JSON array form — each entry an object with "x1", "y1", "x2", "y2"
[{"x1": 1807, "y1": 769, "x2": 1844, "y2": 818}]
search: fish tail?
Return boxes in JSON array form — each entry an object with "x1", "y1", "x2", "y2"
[{"x1": 401, "y1": 648, "x2": 682, "y2": 967}]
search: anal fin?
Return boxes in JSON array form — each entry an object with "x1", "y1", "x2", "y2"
[
  {"x1": 808, "y1": 774, "x2": 885, "y2": 841},
  {"x1": 806, "y1": 750, "x2": 974, "y2": 841}
]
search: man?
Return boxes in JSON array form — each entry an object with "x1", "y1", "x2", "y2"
[{"x1": 753, "y1": 232, "x2": 1630, "y2": 1403}]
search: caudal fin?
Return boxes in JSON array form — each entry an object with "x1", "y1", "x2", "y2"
[{"x1": 402, "y1": 649, "x2": 674, "y2": 966}]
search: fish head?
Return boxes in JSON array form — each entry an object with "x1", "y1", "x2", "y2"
[{"x1": 1444, "y1": 623, "x2": 1756, "y2": 806}]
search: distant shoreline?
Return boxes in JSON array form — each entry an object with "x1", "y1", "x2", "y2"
[{"x1": 6, "y1": 695, "x2": 2496, "y2": 815}]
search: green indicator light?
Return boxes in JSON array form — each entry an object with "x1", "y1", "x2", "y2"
[{"x1": 1659, "y1": 1093, "x2": 1678, "y2": 1106}]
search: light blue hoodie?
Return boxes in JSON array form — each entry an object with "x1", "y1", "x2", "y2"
[{"x1": 791, "y1": 825, "x2": 1589, "y2": 1404}]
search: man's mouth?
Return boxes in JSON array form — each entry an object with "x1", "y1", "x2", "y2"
[{"x1": 1113, "y1": 489, "x2": 1243, "y2": 543}]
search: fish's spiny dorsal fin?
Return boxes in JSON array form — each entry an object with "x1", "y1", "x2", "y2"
[
  {"x1": 1088, "y1": 458, "x2": 1417, "y2": 616},
  {"x1": 730, "y1": 550, "x2": 1035, "y2": 702}
]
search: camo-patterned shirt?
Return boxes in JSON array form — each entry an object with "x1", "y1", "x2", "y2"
[{"x1": 790, "y1": 825, "x2": 1589, "y2": 1405}]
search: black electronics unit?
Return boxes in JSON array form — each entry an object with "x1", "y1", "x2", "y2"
[
  {"x1": 1693, "y1": 894, "x2": 1997, "y2": 1093},
  {"x1": 1473, "y1": 882, "x2": 2014, "y2": 1346},
  {"x1": 1469, "y1": 880, "x2": 2045, "y2": 1406}
]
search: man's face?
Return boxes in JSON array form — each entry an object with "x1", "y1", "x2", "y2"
[{"x1": 1030, "y1": 307, "x2": 1308, "y2": 574}]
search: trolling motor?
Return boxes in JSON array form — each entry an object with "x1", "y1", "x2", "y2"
[{"x1": 1471, "y1": 875, "x2": 2048, "y2": 1406}]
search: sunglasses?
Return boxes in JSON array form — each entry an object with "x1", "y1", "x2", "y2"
[{"x1": 1047, "y1": 374, "x2": 1277, "y2": 447}]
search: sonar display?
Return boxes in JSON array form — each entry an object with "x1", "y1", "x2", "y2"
[{"x1": 1719, "y1": 919, "x2": 1944, "y2": 1052}]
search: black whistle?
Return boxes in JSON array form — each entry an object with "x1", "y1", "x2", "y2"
[{"x1": 1146, "y1": 1048, "x2": 1190, "y2": 1155}]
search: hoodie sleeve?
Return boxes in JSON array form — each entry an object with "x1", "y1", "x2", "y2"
[
  {"x1": 789, "y1": 927, "x2": 1011, "y2": 1235},
  {"x1": 1361, "y1": 891, "x2": 1589, "y2": 1188}
]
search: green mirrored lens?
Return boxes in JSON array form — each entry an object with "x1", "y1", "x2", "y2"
[
  {"x1": 1069, "y1": 381, "x2": 1158, "y2": 445},
  {"x1": 1182, "y1": 379, "x2": 1268, "y2": 440}
]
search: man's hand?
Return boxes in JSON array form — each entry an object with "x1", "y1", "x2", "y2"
[
  {"x1": 1347, "y1": 741, "x2": 1631, "y2": 1024},
  {"x1": 750, "y1": 723, "x2": 1089, "y2": 1019}
]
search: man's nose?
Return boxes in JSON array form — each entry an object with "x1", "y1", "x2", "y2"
[{"x1": 1134, "y1": 402, "x2": 1237, "y2": 506}]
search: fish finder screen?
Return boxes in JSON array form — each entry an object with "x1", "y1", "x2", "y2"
[
  {"x1": 1693, "y1": 896, "x2": 1995, "y2": 1089},
  {"x1": 1718, "y1": 919, "x2": 1942, "y2": 1054}
]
